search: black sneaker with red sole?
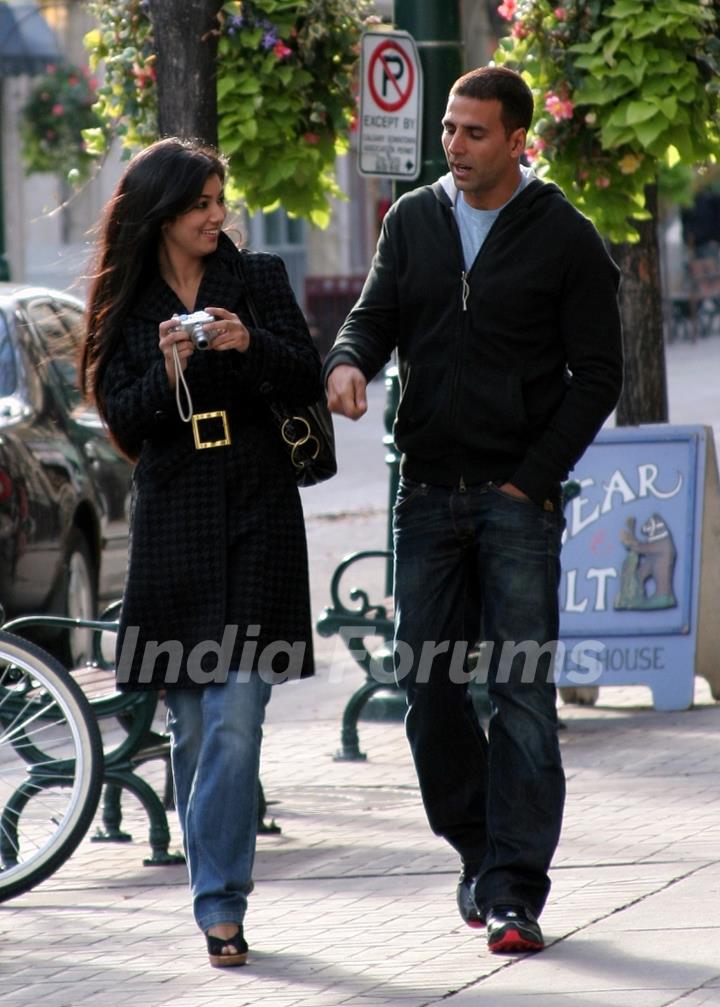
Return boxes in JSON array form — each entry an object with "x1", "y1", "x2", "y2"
[{"x1": 486, "y1": 905, "x2": 544, "y2": 953}]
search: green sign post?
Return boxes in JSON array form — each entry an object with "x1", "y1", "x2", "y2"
[
  {"x1": 393, "y1": 0, "x2": 463, "y2": 195},
  {"x1": 379, "y1": 2, "x2": 463, "y2": 593}
]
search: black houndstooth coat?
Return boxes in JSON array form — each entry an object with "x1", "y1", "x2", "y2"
[{"x1": 101, "y1": 234, "x2": 322, "y2": 691}]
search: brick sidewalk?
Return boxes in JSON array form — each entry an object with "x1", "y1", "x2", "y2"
[
  {"x1": 1, "y1": 510, "x2": 719, "y2": 1006},
  {"x1": 1, "y1": 668, "x2": 718, "y2": 1007}
]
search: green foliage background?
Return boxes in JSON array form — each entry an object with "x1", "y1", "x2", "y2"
[
  {"x1": 494, "y1": 0, "x2": 720, "y2": 241},
  {"x1": 83, "y1": 0, "x2": 372, "y2": 227}
]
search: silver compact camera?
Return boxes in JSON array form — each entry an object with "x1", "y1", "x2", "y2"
[{"x1": 176, "y1": 310, "x2": 215, "y2": 350}]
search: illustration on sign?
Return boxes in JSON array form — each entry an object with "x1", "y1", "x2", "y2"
[
  {"x1": 358, "y1": 31, "x2": 423, "y2": 180},
  {"x1": 615, "y1": 513, "x2": 678, "y2": 611},
  {"x1": 560, "y1": 452, "x2": 689, "y2": 631}
]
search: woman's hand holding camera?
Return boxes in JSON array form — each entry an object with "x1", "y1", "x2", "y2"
[
  {"x1": 202, "y1": 307, "x2": 250, "y2": 353},
  {"x1": 159, "y1": 308, "x2": 250, "y2": 389}
]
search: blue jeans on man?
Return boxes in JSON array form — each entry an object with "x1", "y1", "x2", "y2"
[{"x1": 393, "y1": 477, "x2": 565, "y2": 920}]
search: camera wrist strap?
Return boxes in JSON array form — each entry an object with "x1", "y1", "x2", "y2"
[{"x1": 172, "y1": 342, "x2": 193, "y2": 423}]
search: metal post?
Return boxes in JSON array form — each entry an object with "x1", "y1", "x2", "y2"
[
  {"x1": 381, "y1": 0, "x2": 463, "y2": 590},
  {"x1": 359, "y1": 3, "x2": 465, "y2": 724},
  {"x1": 0, "y1": 96, "x2": 10, "y2": 281},
  {"x1": 394, "y1": 0, "x2": 463, "y2": 194}
]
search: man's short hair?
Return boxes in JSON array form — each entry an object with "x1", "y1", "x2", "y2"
[{"x1": 450, "y1": 66, "x2": 534, "y2": 135}]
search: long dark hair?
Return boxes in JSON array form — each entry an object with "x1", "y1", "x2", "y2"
[{"x1": 80, "y1": 137, "x2": 227, "y2": 425}]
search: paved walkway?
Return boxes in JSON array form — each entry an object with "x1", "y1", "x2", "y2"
[{"x1": 2, "y1": 507, "x2": 719, "y2": 1006}]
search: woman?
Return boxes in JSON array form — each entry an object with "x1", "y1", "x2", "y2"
[{"x1": 80, "y1": 138, "x2": 321, "y2": 966}]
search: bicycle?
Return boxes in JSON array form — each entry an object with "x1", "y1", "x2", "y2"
[
  {"x1": 0, "y1": 602, "x2": 280, "y2": 901},
  {"x1": 0, "y1": 627, "x2": 103, "y2": 903}
]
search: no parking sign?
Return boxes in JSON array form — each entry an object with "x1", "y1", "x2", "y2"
[{"x1": 359, "y1": 31, "x2": 423, "y2": 180}]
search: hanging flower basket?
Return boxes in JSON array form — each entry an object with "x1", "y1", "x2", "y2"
[
  {"x1": 493, "y1": 0, "x2": 720, "y2": 243},
  {"x1": 21, "y1": 64, "x2": 102, "y2": 183},
  {"x1": 84, "y1": 0, "x2": 375, "y2": 226}
]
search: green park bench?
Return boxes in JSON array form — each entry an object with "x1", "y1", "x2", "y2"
[{"x1": 3, "y1": 605, "x2": 279, "y2": 867}]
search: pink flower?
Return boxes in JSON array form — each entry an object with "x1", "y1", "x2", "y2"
[
  {"x1": 525, "y1": 138, "x2": 547, "y2": 163},
  {"x1": 554, "y1": 6, "x2": 567, "y2": 19},
  {"x1": 303, "y1": 132, "x2": 320, "y2": 145},
  {"x1": 273, "y1": 40, "x2": 292, "y2": 59},
  {"x1": 51, "y1": 103, "x2": 64, "y2": 116},
  {"x1": 497, "y1": 0, "x2": 517, "y2": 20},
  {"x1": 544, "y1": 92, "x2": 574, "y2": 121},
  {"x1": 511, "y1": 21, "x2": 528, "y2": 38},
  {"x1": 595, "y1": 175, "x2": 611, "y2": 189}
]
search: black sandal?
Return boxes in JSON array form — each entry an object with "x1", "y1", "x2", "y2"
[{"x1": 206, "y1": 926, "x2": 248, "y2": 967}]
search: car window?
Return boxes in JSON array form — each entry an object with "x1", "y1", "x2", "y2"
[
  {"x1": 23, "y1": 298, "x2": 82, "y2": 410},
  {"x1": 54, "y1": 301, "x2": 85, "y2": 345},
  {"x1": 0, "y1": 310, "x2": 17, "y2": 396}
]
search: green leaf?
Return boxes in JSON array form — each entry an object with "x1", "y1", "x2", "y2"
[
  {"x1": 276, "y1": 65, "x2": 293, "y2": 86},
  {"x1": 310, "y1": 206, "x2": 331, "y2": 229},
  {"x1": 234, "y1": 76, "x2": 261, "y2": 96},
  {"x1": 665, "y1": 145, "x2": 681, "y2": 168},
  {"x1": 602, "y1": 35, "x2": 623, "y2": 67},
  {"x1": 625, "y1": 101, "x2": 659, "y2": 126},
  {"x1": 662, "y1": 125, "x2": 699, "y2": 162},
  {"x1": 80, "y1": 127, "x2": 107, "y2": 156},
  {"x1": 632, "y1": 115, "x2": 670, "y2": 148},
  {"x1": 257, "y1": 161, "x2": 287, "y2": 190},
  {"x1": 601, "y1": 122, "x2": 636, "y2": 147},
  {"x1": 217, "y1": 75, "x2": 236, "y2": 100},
  {"x1": 658, "y1": 96, "x2": 678, "y2": 120},
  {"x1": 607, "y1": 0, "x2": 644, "y2": 13},
  {"x1": 220, "y1": 132, "x2": 244, "y2": 154},
  {"x1": 611, "y1": 59, "x2": 646, "y2": 88}
]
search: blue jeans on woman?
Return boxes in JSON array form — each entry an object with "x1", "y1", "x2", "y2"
[
  {"x1": 165, "y1": 671, "x2": 272, "y2": 932},
  {"x1": 393, "y1": 477, "x2": 566, "y2": 919}
]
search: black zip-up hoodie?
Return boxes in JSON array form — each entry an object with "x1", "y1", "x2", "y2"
[{"x1": 323, "y1": 172, "x2": 623, "y2": 505}]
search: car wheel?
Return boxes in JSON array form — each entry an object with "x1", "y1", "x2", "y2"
[{"x1": 58, "y1": 531, "x2": 98, "y2": 668}]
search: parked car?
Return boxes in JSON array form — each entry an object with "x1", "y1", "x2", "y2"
[{"x1": 0, "y1": 284, "x2": 132, "y2": 665}]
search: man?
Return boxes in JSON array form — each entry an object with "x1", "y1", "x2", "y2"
[{"x1": 323, "y1": 66, "x2": 623, "y2": 953}]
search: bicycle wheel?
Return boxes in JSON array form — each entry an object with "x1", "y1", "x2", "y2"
[{"x1": 0, "y1": 631, "x2": 103, "y2": 902}]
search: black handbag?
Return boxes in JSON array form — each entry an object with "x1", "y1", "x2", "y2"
[{"x1": 234, "y1": 253, "x2": 337, "y2": 487}]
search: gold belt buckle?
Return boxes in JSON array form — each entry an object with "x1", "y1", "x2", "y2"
[{"x1": 191, "y1": 410, "x2": 231, "y2": 449}]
